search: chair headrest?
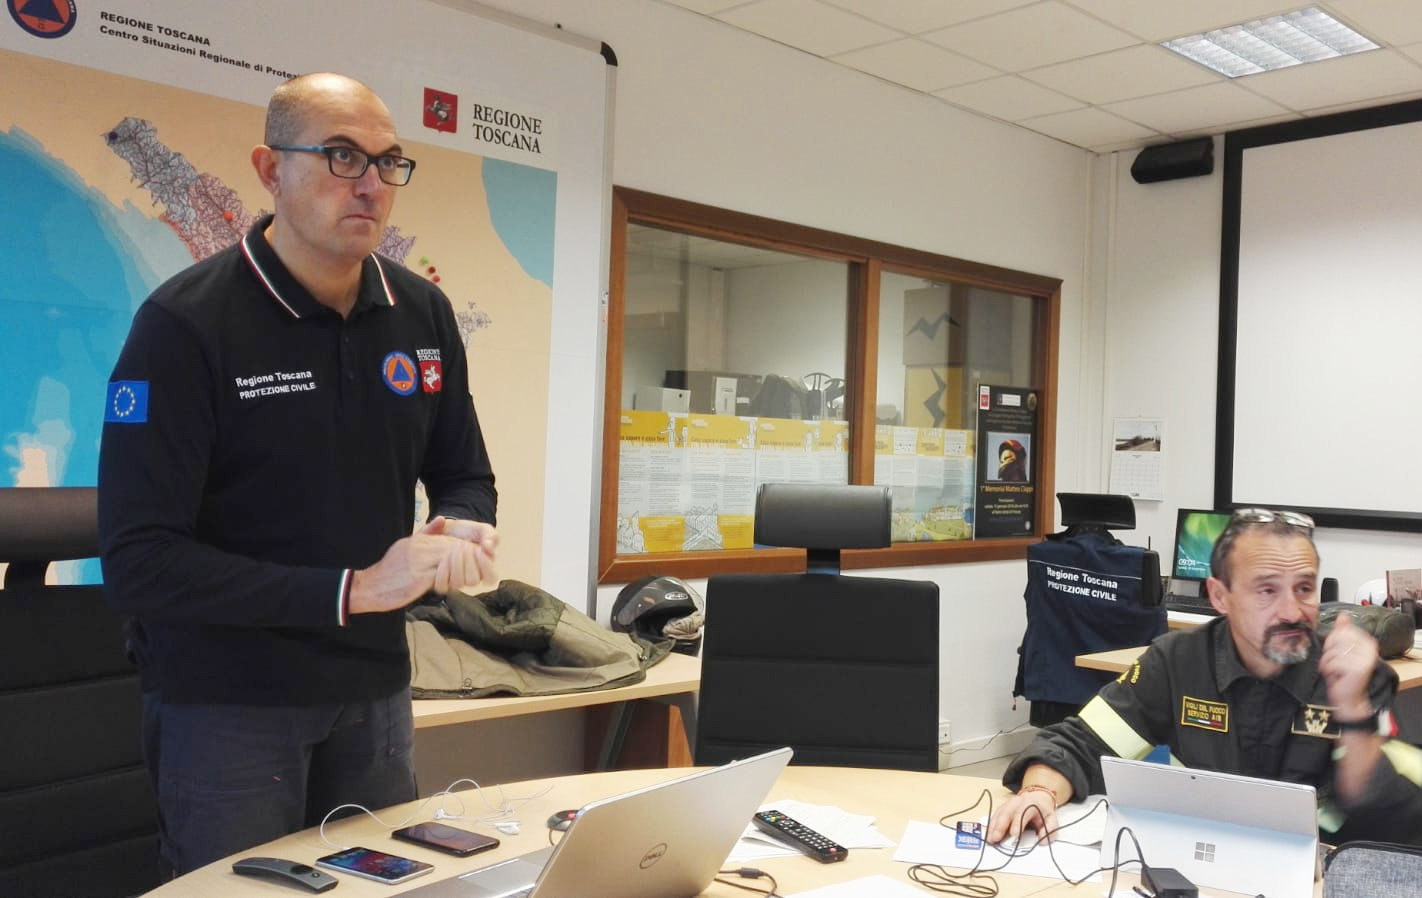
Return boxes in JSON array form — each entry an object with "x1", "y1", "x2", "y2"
[
  {"x1": 1056, "y1": 492, "x2": 1135, "y2": 531},
  {"x1": 0, "y1": 487, "x2": 100, "y2": 564},
  {"x1": 753, "y1": 483, "x2": 892, "y2": 550}
]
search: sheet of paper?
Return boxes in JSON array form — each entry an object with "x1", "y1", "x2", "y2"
[
  {"x1": 893, "y1": 820, "x2": 1102, "y2": 883},
  {"x1": 787, "y1": 874, "x2": 930, "y2": 897}
]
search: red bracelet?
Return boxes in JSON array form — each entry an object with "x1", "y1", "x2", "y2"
[{"x1": 1019, "y1": 783, "x2": 1058, "y2": 804}]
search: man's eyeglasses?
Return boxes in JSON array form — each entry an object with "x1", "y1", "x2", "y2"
[
  {"x1": 1231, "y1": 507, "x2": 1315, "y2": 532},
  {"x1": 269, "y1": 144, "x2": 416, "y2": 186}
]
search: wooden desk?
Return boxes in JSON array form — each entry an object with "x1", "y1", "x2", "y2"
[
  {"x1": 146, "y1": 765, "x2": 1312, "y2": 897},
  {"x1": 1166, "y1": 609, "x2": 1214, "y2": 629},
  {"x1": 1077, "y1": 644, "x2": 1422, "y2": 690},
  {"x1": 411, "y1": 651, "x2": 700, "y2": 768},
  {"x1": 142, "y1": 766, "x2": 1043, "y2": 897}
]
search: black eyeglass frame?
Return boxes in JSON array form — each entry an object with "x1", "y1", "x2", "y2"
[{"x1": 269, "y1": 144, "x2": 416, "y2": 186}]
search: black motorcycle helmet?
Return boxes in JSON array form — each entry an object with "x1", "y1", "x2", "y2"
[{"x1": 611, "y1": 575, "x2": 704, "y2": 654}]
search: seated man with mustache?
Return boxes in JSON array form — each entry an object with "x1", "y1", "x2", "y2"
[{"x1": 987, "y1": 508, "x2": 1422, "y2": 847}]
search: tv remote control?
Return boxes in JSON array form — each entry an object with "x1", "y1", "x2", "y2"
[
  {"x1": 752, "y1": 810, "x2": 848, "y2": 863},
  {"x1": 232, "y1": 857, "x2": 338, "y2": 892}
]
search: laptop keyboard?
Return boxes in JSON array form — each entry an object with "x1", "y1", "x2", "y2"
[{"x1": 1163, "y1": 592, "x2": 1219, "y2": 616}]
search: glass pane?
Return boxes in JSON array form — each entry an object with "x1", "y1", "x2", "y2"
[
  {"x1": 875, "y1": 271, "x2": 1038, "y2": 542},
  {"x1": 616, "y1": 224, "x2": 850, "y2": 556}
]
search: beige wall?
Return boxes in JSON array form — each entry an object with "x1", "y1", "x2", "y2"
[{"x1": 456, "y1": 0, "x2": 1093, "y2": 763}]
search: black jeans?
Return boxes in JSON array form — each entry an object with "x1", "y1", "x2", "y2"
[{"x1": 142, "y1": 688, "x2": 416, "y2": 876}]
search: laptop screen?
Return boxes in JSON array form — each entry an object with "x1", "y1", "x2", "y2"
[
  {"x1": 1170, "y1": 509, "x2": 1231, "y2": 583},
  {"x1": 1100, "y1": 756, "x2": 1318, "y2": 898}
]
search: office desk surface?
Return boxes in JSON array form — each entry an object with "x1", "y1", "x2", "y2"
[
  {"x1": 1167, "y1": 609, "x2": 1214, "y2": 629},
  {"x1": 1077, "y1": 644, "x2": 1422, "y2": 690},
  {"x1": 145, "y1": 764, "x2": 1304, "y2": 898},
  {"x1": 410, "y1": 650, "x2": 700, "y2": 728},
  {"x1": 145, "y1": 766, "x2": 1013, "y2": 897}
]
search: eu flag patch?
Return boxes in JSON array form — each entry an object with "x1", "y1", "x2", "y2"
[{"x1": 105, "y1": 380, "x2": 149, "y2": 424}]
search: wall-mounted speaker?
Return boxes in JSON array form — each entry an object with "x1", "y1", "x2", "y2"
[{"x1": 1130, "y1": 137, "x2": 1214, "y2": 184}]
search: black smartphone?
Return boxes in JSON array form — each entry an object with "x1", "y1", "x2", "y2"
[
  {"x1": 315, "y1": 846, "x2": 434, "y2": 884},
  {"x1": 392, "y1": 822, "x2": 501, "y2": 858}
]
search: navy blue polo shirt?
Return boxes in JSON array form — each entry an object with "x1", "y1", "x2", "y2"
[{"x1": 99, "y1": 216, "x2": 496, "y2": 705}]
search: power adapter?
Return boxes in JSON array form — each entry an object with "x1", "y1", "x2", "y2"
[{"x1": 1141, "y1": 865, "x2": 1197, "y2": 898}]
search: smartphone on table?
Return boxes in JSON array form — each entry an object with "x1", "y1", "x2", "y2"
[
  {"x1": 315, "y1": 846, "x2": 434, "y2": 884},
  {"x1": 392, "y1": 822, "x2": 501, "y2": 858}
]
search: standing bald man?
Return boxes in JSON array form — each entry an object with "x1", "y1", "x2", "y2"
[{"x1": 99, "y1": 73, "x2": 498, "y2": 875}]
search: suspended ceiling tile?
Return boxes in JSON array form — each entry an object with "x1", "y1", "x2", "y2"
[
  {"x1": 821, "y1": 0, "x2": 1037, "y2": 34},
  {"x1": 1328, "y1": 0, "x2": 1422, "y2": 47},
  {"x1": 1240, "y1": 48, "x2": 1422, "y2": 111},
  {"x1": 1023, "y1": 44, "x2": 1221, "y2": 105},
  {"x1": 1019, "y1": 105, "x2": 1161, "y2": 149},
  {"x1": 715, "y1": 0, "x2": 901, "y2": 57},
  {"x1": 833, "y1": 38, "x2": 999, "y2": 91},
  {"x1": 934, "y1": 75, "x2": 1084, "y2": 121},
  {"x1": 1304, "y1": 89, "x2": 1422, "y2": 118},
  {"x1": 661, "y1": 0, "x2": 745, "y2": 13},
  {"x1": 921, "y1": 1, "x2": 1139, "y2": 71},
  {"x1": 1102, "y1": 82, "x2": 1293, "y2": 134},
  {"x1": 1061, "y1": 0, "x2": 1320, "y2": 42}
]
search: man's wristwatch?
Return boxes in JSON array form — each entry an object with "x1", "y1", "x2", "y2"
[{"x1": 1334, "y1": 710, "x2": 1381, "y2": 734}]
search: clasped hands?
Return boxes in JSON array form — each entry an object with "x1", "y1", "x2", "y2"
[{"x1": 349, "y1": 515, "x2": 499, "y2": 615}]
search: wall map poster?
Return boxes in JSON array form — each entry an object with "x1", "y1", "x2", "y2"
[
  {"x1": 0, "y1": 0, "x2": 613, "y2": 598},
  {"x1": 974, "y1": 384, "x2": 1038, "y2": 537}
]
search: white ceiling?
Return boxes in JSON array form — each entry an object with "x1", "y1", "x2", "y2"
[{"x1": 659, "y1": 0, "x2": 1422, "y2": 153}]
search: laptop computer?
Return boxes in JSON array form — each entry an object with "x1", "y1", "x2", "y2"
[
  {"x1": 1100, "y1": 756, "x2": 1317, "y2": 898},
  {"x1": 1161, "y1": 508, "x2": 1231, "y2": 615},
  {"x1": 404, "y1": 747, "x2": 792, "y2": 898}
]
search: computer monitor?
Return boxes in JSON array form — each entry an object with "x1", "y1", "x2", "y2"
[{"x1": 1170, "y1": 508, "x2": 1232, "y2": 584}]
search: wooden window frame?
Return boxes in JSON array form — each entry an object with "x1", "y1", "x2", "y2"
[{"x1": 599, "y1": 187, "x2": 1061, "y2": 584}]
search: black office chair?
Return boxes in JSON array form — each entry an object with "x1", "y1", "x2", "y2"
[
  {"x1": 695, "y1": 483, "x2": 940, "y2": 771},
  {"x1": 1013, "y1": 492, "x2": 1165, "y2": 727},
  {"x1": 0, "y1": 487, "x2": 161, "y2": 897}
]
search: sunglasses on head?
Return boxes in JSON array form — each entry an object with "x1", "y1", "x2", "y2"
[{"x1": 1230, "y1": 507, "x2": 1315, "y2": 532}]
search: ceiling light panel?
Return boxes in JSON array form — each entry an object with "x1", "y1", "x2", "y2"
[{"x1": 1162, "y1": 7, "x2": 1378, "y2": 78}]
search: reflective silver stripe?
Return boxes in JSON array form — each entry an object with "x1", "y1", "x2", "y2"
[{"x1": 1078, "y1": 695, "x2": 1154, "y2": 760}]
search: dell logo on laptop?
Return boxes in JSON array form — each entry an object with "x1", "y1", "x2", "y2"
[{"x1": 640, "y1": 843, "x2": 668, "y2": 868}]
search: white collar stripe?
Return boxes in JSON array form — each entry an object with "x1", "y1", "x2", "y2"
[
  {"x1": 372, "y1": 255, "x2": 398, "y2": 307},
  {"x1": 240, "y1": 233, "x2": 301, "y2": 318}
]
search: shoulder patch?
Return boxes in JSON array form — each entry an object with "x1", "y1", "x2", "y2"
[
  {"x1": 1181, "y1": 696, "x2": 1229, "y2": 733},
  {"x1": 104, "y1": 381, "x2": 149, "y2": 423}
]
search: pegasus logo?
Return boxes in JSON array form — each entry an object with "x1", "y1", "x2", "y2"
[
  {"x1": 640, "y1": 843, "x2": 668, "y2": 869},
  {"x1": 1303, "y1": 707, "x2": 1331, "y2": 735}
]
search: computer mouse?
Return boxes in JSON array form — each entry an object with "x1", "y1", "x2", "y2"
[{"x1": 547, "y1": 809, "x2": 579, "y2": 832}]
